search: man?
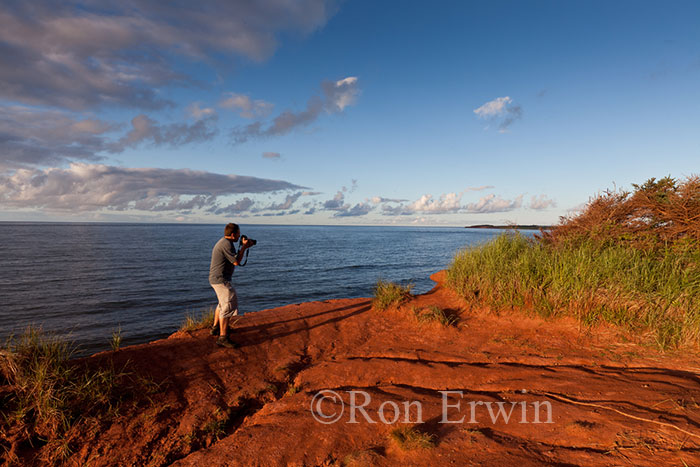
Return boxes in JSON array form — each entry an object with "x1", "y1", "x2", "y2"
[{"x1": 209, "y1": 223, "x2": 251, "y2": 348}]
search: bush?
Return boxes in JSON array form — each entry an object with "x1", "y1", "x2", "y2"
[
  {"x1": 372, "y1": 279, "x2": 413, "y2": 311},
  {"x1": 447, "y1": 228, "x2": 700, "y2": 348},
  {"x1": 541, "y1": 175, "x2": 700, "y2": 250}
]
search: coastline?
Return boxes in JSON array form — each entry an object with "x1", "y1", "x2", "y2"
[{"x1": 6, "y1": 271, "x2": 700, "y2": 466}]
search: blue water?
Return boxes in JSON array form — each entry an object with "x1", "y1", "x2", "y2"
[{"x1": 0, "y1": 223, "x2": 515, "y2": 355}]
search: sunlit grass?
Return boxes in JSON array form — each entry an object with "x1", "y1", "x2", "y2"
[
  {"x1": 0, "y1": 327, "x2": 151, "y2": 463},
  {"x1": 447, "y1": 232, "x2": 700, "y2": 348},
  {"x1": 372, "y1": 279, "x2": 413, "y2": 311},
  {"x1": 180, "y1": 308, "x2": 215, "y2": 331}
]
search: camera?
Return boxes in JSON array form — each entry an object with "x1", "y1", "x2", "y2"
[{"x1": 241, "y1": 235, "x2": 257, "y2": 247}]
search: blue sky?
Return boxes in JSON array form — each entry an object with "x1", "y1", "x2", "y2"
[{"x1": 0, "y1": 0, "x2": 698, "y2": 225}]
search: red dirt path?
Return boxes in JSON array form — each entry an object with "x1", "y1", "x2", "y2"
[{"x1": 26, "y1": 272, "x2": 700, "y2": 465}]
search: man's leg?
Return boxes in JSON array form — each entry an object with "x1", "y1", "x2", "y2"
[
  {"x1": 211, "y1": 304, "x2": 220, "y2": 335},
  {"x1": 219, "y1": 316, "x2": 229, "y2": 337},
  {"x1": 219, "y1": 285, "x2": 238, "y2": 338}
]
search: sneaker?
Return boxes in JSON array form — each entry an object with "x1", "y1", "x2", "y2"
[
  {"x1": 210, "y1": 325, "x2": 219, "y2": 336},
  {"x1": 216, "y1": 336, "x2": 238, "y2": 349}
]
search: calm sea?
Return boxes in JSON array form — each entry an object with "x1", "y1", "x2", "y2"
[{"x1": 0, "y1": 223, "x2": 519, "y2": 355}]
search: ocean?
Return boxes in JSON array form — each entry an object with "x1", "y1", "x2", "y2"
[{"x1": 0, "y1": 223, "x2": 521, "y2": 355}]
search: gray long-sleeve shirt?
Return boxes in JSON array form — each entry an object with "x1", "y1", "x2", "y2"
[{"x1": 209, "y1": 237, "x2": 238, "y2": 284}]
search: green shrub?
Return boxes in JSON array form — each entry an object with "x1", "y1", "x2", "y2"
[{"x1": 372, "y1": 279, "x2": 413, "y2": 311}]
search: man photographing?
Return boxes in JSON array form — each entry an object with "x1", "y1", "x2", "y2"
[{"x1": 209, "y1": 223, "x2": 252, "y2": 348}]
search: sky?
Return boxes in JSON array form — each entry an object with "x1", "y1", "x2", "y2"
[{"x1": 0, "y1": 0, "x2": 698, "y2": 226}]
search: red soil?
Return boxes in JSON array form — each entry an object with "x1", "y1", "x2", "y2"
[{"x1": 19, "y1": 272, "x2": 700, "y2": 465}]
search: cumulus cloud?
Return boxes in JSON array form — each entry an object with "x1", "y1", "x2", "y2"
[
  {"x1": 0, "y1": 0, "x2": 336, "y2": 110},
  {"x1": 529, "y1": 194, "x2": 556, "y2": 210},
  {"x1": 333, "y1": 202, "x2": 372, "y2": 217},
  {"x1": 379, "y1": 191, "x2": 524, "y2": 216},
  {"x1": 208, "y1": 197, "x2": 255, "y2": 215},
  {"x1": 262, "y1": 151, "x2": 281, "y2": 160},
  {"x1": 465, "y1": 194, "x2": 524, "y2": 213},
  {"x1": 315, "y1": 188, "x2": 373, "y2": 217},
  {"x1": 107, "y1": 114, "x2": 218, "y2": 152},
  {"x1": 0, "y1": 163, "x2": 305, "y2": 212},
  {"x1": 231, "y1": 76, "x2": 359, "y2": 143},
  {"x1": 220, "y1": 93, "x2": 274, "y2": 118},
  {"x1": 262, "y1": 191, "x2": 304, "y2": 211},
  {"x1": 473, "y1": 96, "x2": 522, "y2": 132}
]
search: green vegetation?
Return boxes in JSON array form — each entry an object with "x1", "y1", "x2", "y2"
[
  {"x1": 0, "y1": 327, "x2": 151, "y2": 464},
  {"x1": 447, "y1": 176, "x2": 700, "y2": 349},
  {"x1": 413, "y1": 305, "x2": 459, "y2": 327},
  {"x1": 180, "y1": 308, "x2": 215, "y2": 331},
  {"x1": 372, "y1": 279, "x2": 413, "y2": 311},
  {"x1": 389, "y1": 425, "x2": 435, "y2": 450},
  {"x1": 110, "y1": 326, "x2": 122, "y2": 351}
]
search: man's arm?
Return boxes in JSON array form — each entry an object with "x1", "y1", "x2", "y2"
[{"x1": 233, "y1": 239, "x2": 250, "y2": 266}]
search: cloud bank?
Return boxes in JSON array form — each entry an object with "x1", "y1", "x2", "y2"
[
  {"x1": 0, "y1": 163, "x2": 305, "y2": 212},
  {"x1": 0, "y1": 0, "x2": 337, "y2": 110}
]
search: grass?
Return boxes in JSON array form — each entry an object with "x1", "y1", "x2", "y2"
[
  {"x1": 413, "y1": 305, "x2": 458, "y2": 327},
  {"x1": 340, "y1": 448, "x2": 382, "y2": 466},
  {"x1": 110, "y1": 326, "x2": 122, "y2": 351},
  {"x1": 180, "y1": 308, "x2": 215, "y2": 331},
  {"x1": 0, "y1": 327, "x2": 151, "y2": 463},
  {"x1": 389, "y1": 425, "x2": 435, "y2": 450},
  {"x1": 372, "y1": 279, "x2": 413, "y2": 311},
  {"x1": 446, "y1": 231, "x2": 700, "y2": 349}
]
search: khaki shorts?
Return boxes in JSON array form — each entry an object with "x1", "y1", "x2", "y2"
[{"x1": 211, "y1": 281, "x2": 239, "y2": 320}]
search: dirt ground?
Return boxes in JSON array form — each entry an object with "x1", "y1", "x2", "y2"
[{"x1": 17, "y1": 271, "x2": 700, "y2": 466}]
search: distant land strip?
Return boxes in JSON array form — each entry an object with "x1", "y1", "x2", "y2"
[{"x1": 465, "y1": 224, "x2": 553, "y2": 230}]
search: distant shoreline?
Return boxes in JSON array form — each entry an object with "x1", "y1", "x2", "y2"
[{"x1": 465, "y1": 224, "x2": 552, "y2": 230}]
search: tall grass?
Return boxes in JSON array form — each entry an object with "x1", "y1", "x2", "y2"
[
  {"x1": 0, "y1": 327, "x2": 149, "y2": 463},
  {"x1": 447, "y1": 233, "x2": 700, "y2": 348}
]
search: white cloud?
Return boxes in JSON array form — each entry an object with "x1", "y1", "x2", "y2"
[
  {"x1": 474, "y1": 97, "x2": 512, "y2": 118},
  {"x1": 322, "y1": 76, "x2": 359, "y2": 111},
  {"x1": 219, "y1": 93, "x2": 274, "y2": 118},
  {"x1": 473, "y1": 96, "x2": 522, "y2": 132},
  {"x1": 262, "y1": 151, "x2": 281, "y2": 160},
  {"x1": 465, "y1": 194, "x2": 524, "y2": 213},
  {"x1": 380, "y1": 191, "x2": 524, "y2": 216},
  {"x1": 409, "y1": 193, "x2": 463, "y2": 213}
]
